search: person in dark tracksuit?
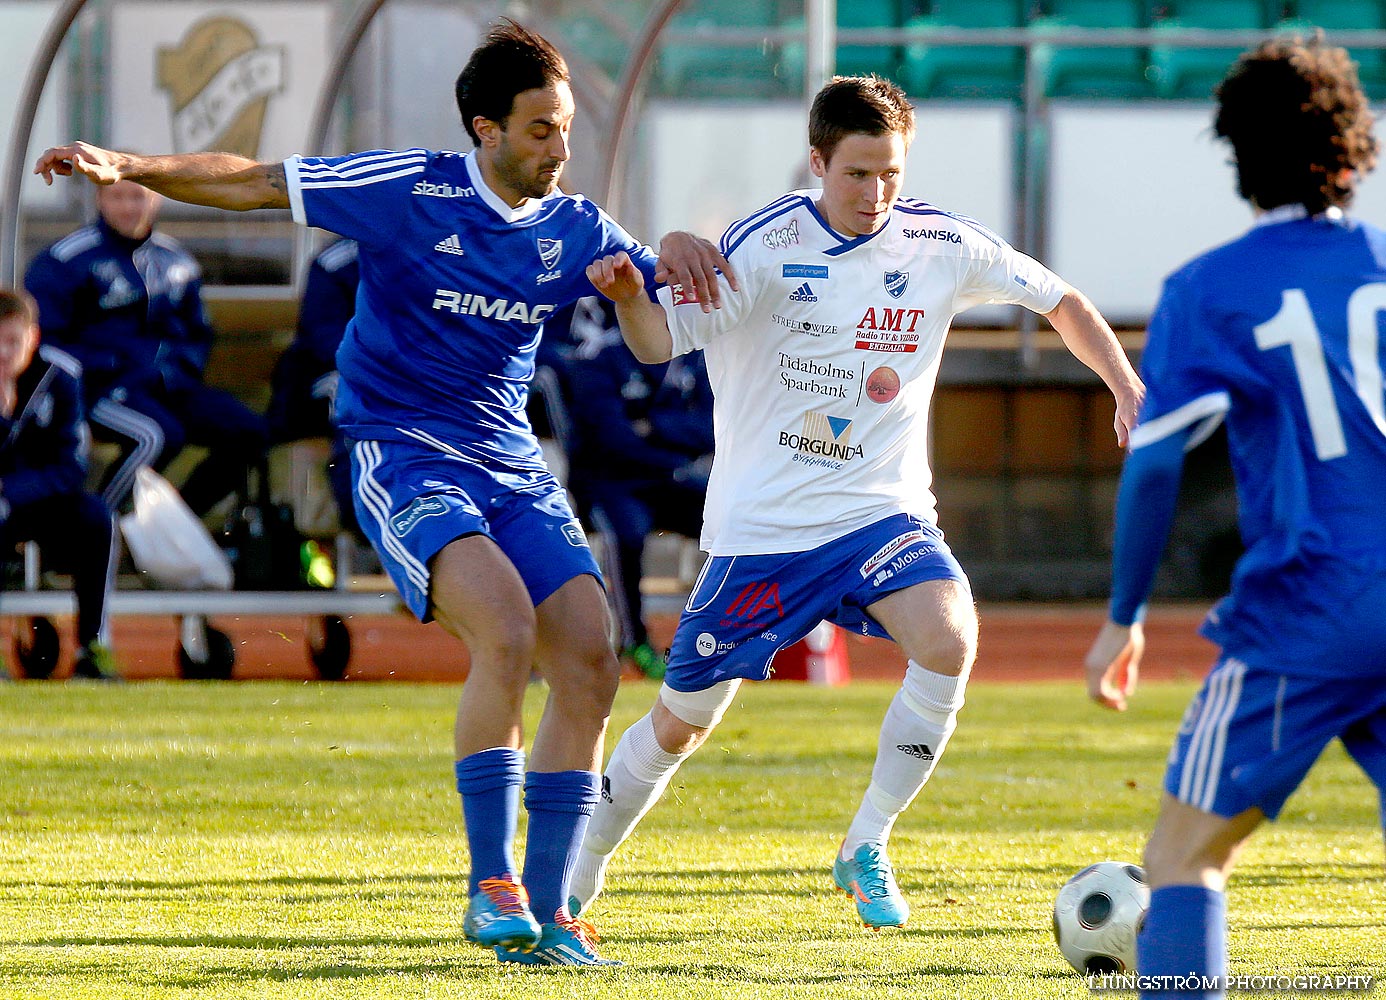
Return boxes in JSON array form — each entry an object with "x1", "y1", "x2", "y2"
[
  {"x1": 24, "y1": 180, "x2": 268, "y2": 516},
  {"x1": 564, "y1": 296, "x2": 714, "y2": 680},
  {"x1": 0, "y1": 288, "x2": 118, "y2": 680},
  {"x1": 266, "y1": 238, "x2": 360, "y2": 536}
]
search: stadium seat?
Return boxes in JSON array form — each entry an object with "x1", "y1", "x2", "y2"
[
  {"x1": 836, "y1": 0, "x2": 904, "y2": 80},
  {"x1": 657, "y1": 0, "x2": 790, "y2": 98},
  {"x1": 901, "y1": 0, "x2": 1027, "y2": 101},
  {"x1": 1286, "y1": 0, "x2": 1386, "y2": 100},
  {"x1": 555, "y1": 12, "x2": 635, "y2": 80},
  {"x1": 779, "y1": 1, "x2": 905, "y2": 95},
  {"x1": 1150, "y1": 0, "x2": 1267, "y2": 100},
  {"x1": 1031, "y1": 0, "x2": 1153, "y2": 98}
]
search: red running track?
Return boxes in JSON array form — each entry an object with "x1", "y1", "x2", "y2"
[{"x1": 3, "y1": 603, "x2": 1217, "y2": 684}]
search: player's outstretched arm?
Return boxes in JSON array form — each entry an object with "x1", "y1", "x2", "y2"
[
  {"x1": 655, "y1": 231, "x2": 738, "y2": 313},
  {"x1": 34, "y1": 141, "x2": 288, "y2": 211},
  {"x1": 1044, "y1": 287, "x2": 1144, "y2": 447},
  {"x1": 1084, "y1": 619, "x2": 1144, "y2": 711},
  {"x1": 587, "y1": 252, "x2": 673, "y2": 363}
]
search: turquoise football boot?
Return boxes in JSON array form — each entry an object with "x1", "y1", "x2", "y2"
[
  {"x1": 495, "y1": 914, "x2": 621, "y2": 967},
  {"x1": 832, "y1": 841, "x2": 910, "y2": 929}
]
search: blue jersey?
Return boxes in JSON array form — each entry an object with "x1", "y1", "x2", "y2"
[
  {"x1": 1114, "y1": 206, "x2": 1386, "y2": 676},
  {"x1": 285, "y1": 148, "x2": 659, "y2": 472}
]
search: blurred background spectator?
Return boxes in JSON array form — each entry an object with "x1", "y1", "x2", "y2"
[
  {"x1": 267, "y1": 237, "x2": 361, "y2": 539},
  {"x1": 0, "y1": 287, "x2": 118, "y2": 680},
  {"x1": 24, "y1": 180, "x2": 268, "y2": 519},
  {"x1": 561, "y1": 296, "x2": 714, "y2": 680}
]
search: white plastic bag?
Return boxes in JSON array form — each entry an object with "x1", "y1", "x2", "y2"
[{"x1": 119, "y1": 467, "x2": 234, "y2": 590}]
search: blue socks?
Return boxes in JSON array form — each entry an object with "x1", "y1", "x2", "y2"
[
  {"x1": 522, "y1": 770, "x2": 601, "y2": 924},
  {"x1": 454, "y1": 749, "x2": 524, "y2": 896},
  {"x1": 1138, "y1": 885, "x2": 1228, "y2": 998}
]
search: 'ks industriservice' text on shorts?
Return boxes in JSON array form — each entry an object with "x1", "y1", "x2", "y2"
[{"x1": 665, "y1": 513, "x2": 968, "y2": 693}]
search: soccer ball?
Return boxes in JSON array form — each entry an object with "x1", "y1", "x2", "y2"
[{"x1": 1052, "y1": 861, "x2": 1150, "y2": 975}]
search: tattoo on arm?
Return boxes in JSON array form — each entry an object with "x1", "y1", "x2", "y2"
[{"x1": 261, "y1": 163, "x2": 288, "y2": 209}]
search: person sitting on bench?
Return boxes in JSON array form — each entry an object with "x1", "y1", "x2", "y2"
[{"x1": 0, "y1": 288, "x2": 118, "y2": 680}]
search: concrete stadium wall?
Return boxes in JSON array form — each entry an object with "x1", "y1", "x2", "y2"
[
  {"x1": 642, "y1": 100, "x2": 1386, "y2": 325},
  {"x1": 1050, "y1": 103, "x2": 1386, "y2": 322},
  {"x1": 641, "y1": 100, "x2": 1018, "y2": 325}
]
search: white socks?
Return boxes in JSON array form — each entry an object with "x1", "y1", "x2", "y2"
[
  {"x1": 843, "y1": 660, "x2": 967, "y2": 856},
  {"x1": 570, "y1": 711, "x2": 690, "y2": 910}
]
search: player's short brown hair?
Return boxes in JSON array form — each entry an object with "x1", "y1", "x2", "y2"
[
  {"x1": 809, "y1": 75, "x2": 916, "y2": 166},
  {"x1": 1215, "y1": 35, "x2": 1378, "y2": 213}
]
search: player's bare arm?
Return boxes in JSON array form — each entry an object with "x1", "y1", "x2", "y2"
[
  {"x1": 34, "y1": 141, "x2": 289, "y2": 212},
  {"x1": 587, "y1": 252, "x2": 673, "y2": 363},
  {"x1": 655, "y1": 231, "x2": 738, "y2": 313},
  {"x1": 1043, "y1": 287, "x2": 1145, "y2": 447},
  {"x1": 1083, "y1": 619, "x2": 1145, "y2": 712}
]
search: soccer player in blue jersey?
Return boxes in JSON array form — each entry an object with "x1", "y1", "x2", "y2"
[
  {"x1": 1083, "y1": 38, "x2": 1386, "y2": 998},
  {"x1": 35, "y1": 19, "x2": 728, "y2": 967}
]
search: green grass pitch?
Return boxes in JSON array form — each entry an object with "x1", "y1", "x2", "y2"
[{"x1": 0, "y1": 678, "x2": 1379, "y2": 999}]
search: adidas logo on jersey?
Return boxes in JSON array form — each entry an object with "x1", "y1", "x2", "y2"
[
  {"x1": 434, "y1": 235, "x2": 466, "y2": 256},
  {"x1": 896, "y1": 743, "x2": 934, "y2": 761},
  {"x1": 789, "y1": 282, "x2": 818, "y2": 303},
  {"x1": 601, "y1": 776, "x2": 613, "y2": 803}
]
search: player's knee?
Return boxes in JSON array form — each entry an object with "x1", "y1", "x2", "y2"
[
  {"x1": 912, "y1": 620, "x2": 975, "y2": 677},
  {"x1": 544, "y1": 632, "x2": 622, "y2": 711},
  {"x1": 437, "y1": 603, "x2": 536, "y2": 675}
]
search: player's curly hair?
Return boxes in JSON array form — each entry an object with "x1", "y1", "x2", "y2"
[
  {"x1": 809, "y1": 75, "x2": 916, "y2": 165},
  {"x1": 455, "y1": 18, "x2": 569, "y2": 146},
  {"x1": 1214, "y1": 36, "x2": 1377, "y2": 213},
  {"x1": 0, "y1": 288, "x2": 38, "y2": 327}
]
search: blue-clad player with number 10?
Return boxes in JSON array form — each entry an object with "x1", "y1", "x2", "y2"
[{"x1": 1084, "y1": 37, "x2": 1386, "y2": 999}]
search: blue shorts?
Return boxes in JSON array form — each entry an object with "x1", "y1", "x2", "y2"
[
  {"x1": 665, "y1": 514, "x2": 968, "y2": 692},
  {"x1": 1165, "y1": 655, "x2": 1386, "y2": 819},
  {"x1": 350, "y1": 439, "x2": 598, "y2": 621}
]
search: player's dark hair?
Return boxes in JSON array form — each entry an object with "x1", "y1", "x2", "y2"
[
  {"x1": 809, "y1": 75, "x2": 915, "y2": 165},
  {"x1": 0, "y1": 288, "x2": 38, "y2": 327},
  {"x1": 1215, "y1": 35, "x2": 1377, "y2": 213},
  {"x1": 455, "y1": 18, "x2": 570, "y2": 146}
]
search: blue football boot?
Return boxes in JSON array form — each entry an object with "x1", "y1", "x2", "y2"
[
  {"x1": 463, "y1": 876, "x2": 541, "y2": 950},
  {"x1": 832, "y1": 841, "x2": 910, "y2": 929}
]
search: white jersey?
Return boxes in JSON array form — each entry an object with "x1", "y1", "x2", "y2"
[{"x1": 658, "y1": 191, "x2": 1065, "y2": 556}]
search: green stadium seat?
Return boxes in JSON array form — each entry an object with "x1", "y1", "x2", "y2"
[
  {"x1": 836, "y1": 0, "x2": 904, "y2": 80},
  {"x1": 1287, "y1": 0, "x2": 1386, "y2": 100},
  {"x1": 779, "y1": 2, "x2": 905, "y2": 92},
  {"x1": 1150, "y1": 0, "x2": 1267, "y2": 99},
  {"x1": 556, "y1": 13, "x2": 635, "y2": 79},
  {"x1": 1032, "y1": 0, "x2": 1153, "y2": 98},
  {"x1": 901, "y1": 0, "x2": 1027, "y2": 101},
  {"x1": 656, "y1": 0, "x2": 789, "y2": 98}
]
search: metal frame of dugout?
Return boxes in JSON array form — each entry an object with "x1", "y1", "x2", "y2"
[{"x1": 3, "y1": 533, "x2": 403, "y2": 680}]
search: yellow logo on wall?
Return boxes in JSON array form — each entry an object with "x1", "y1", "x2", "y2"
[{"x1": 156, "y1": 16, "x2": 285, "y2": 156}]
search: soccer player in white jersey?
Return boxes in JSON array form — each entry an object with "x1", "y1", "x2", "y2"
[
  {"x1": 1085, "y1": 39, "x2": 1386, "y2": 999},
  {"x1": 574, "y1": 75, "x2": 1144, "y2": 930},
  {"x1": 34, "y1": 20, "x2": 729, "y2": 968}
]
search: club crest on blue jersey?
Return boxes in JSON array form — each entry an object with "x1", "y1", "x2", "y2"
[
  {"x1": 885, "y1": 270, "x2": 909, "y2": 298},
  {"x1": 538, "y1": 238, "x2": 562, "y2": 270}
]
